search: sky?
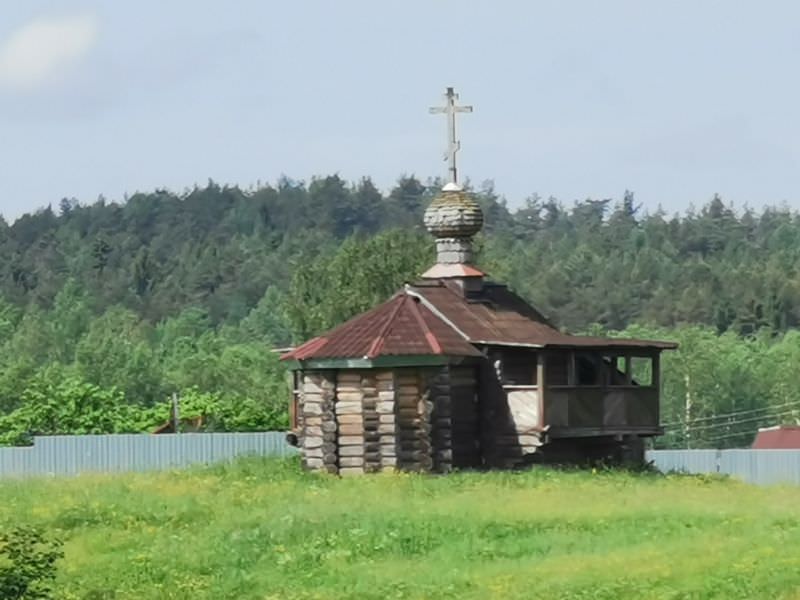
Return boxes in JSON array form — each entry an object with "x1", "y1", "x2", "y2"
[{"x1": 1, "y1": 1, "x2": 799, "y2": 222}]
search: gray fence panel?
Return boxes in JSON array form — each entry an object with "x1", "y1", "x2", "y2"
[
  {"x1": 0, "y1": 433, "x2": 296, "y2": 479},
  {"x1": 720, "y1": 449, "x2": 800, "y2": 486},
  {"x1": 648, "y1": 449, "x2": 800, "y2": 486},
  {"x1": 646, "y1": 449, "x2": 721, "y2": 475}
]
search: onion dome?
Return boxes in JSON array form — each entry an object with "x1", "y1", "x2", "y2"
[{"x1": 423, "y1": 182, "x2": 484, "y2": 239}]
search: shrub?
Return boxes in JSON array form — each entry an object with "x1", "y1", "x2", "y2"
[{"x1": 0, "y1": 526, "x2": 63, "y2": 599}]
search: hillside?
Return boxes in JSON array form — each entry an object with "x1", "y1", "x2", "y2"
[{"x1": 2, "y1": 177, "x2": 800, "y2": 446}]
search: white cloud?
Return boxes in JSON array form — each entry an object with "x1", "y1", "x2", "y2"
[{"x1": 0, "y1": 14, "x2": 98, "y2": 92}]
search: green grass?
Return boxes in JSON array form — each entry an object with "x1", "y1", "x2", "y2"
[{"x1": 1, "y1": 458, "x2": 799, "y2": 599}]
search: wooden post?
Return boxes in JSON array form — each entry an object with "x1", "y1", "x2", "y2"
[
  {"x1": 536, "y1": 352, "x2": 546, "y2": 429},
  {"x1": 652, "y1": 352, "x2": 662, "y2": 432},
  {"x1": 624, "y1": 355, "x2": 633, "y2": 386},
  {"x1": 652, "y1": 353, "x2": 661, "y2": 390},
  {"x1": 567, "y1": 352, "x2": 576, "y2": 386}
]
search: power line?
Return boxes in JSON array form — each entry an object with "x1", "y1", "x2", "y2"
[
  {"x1": 662, "y1": 400, "x2": 800, "y2": 429},
  {"x1": 680, "y1": 410, "x2": 798, "y2": 434},
  {"x1": 662, "y1": 400, "x2": 800, "y2": 428},
  {"x1": 661, "y1": 408, "x2": 799, "y2": 441}
]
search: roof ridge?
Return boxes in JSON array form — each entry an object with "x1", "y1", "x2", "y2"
[
  {"x1": 366, "y1": 294, "x2": 407, "y2": 359},
  {"x1": 404, "y1": 285, "x2": 471, "y2": 341},
  {"x1": 407, "y1": 296, "x2": 443, "y2": 355}
]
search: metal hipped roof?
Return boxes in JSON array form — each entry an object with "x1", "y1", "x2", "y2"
[{"x1": 280, "y1": 291, "x2": 482, "y2": 362}]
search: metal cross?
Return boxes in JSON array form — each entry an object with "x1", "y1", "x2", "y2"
[{"x1": 429, "y1": 87, "x2": 472, "y2": 185}]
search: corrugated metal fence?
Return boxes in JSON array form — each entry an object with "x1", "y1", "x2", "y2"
[
  {"x1": 647, "y1": 449, "x2": 800, "y2": 486},
  {"x1": 0, "y1": 433, "x2": 296, "y2": 478}
]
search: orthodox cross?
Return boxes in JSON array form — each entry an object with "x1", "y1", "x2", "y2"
[{"x1": 429, "y1": 87, "x2": 472, "y2": 185}]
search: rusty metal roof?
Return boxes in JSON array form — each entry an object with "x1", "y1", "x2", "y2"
[
  {"x1": 282, "y1": 279, "x2": 676, "y2": 362},
  {"x1": 281, "y1": 291, "x2": 482, "y2": 361},
  {"x1": 409, "y1": 280, "x2": 678, "y2": 350},
  {"x1": 752, "y1": 426, "x2": 800, "y2": 449}
]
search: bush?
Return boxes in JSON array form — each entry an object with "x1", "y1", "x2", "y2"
[{"x1": 0, "y1": 526, "x2": 63, "y2": 599}]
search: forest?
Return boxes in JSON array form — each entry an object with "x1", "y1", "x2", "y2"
[{"x1": 1, "y1": 174, "x2": 800, "y2": 448}]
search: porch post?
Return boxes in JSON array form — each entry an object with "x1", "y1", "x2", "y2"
[
  {"x1": 536, "y1": 352, "x2": 546, "y2": 428},
  {"x1": 652, "y1": 353, "x2": 661, "y2": 390},
  {"x1": 567, "y1": 351, "x2": 576, "y2": 385}
]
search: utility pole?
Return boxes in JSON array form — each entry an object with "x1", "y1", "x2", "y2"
[
  {"x1": 429, "y1": 87, "x2": 473, "y2": 185},
  {"x1": 172, "y1": 392, "x2": 180, "y2": 434}
]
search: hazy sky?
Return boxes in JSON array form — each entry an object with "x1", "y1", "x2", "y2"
[{"x1": 2, "y1": 2, "x2": 799, "y2": 221}]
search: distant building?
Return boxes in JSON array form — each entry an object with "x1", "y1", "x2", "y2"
[
  {"x1": 280, "y1": 88, "x2": 676, "y2": 475},
  {"x1": 752, "y1": 425, "x2": 800, "y2": 449}
]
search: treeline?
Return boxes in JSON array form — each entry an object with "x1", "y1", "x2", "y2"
[
  {"x1": 4, "y1": 176, "x2": 800, "y2": 335},
  {"x1": 2, "y1": 176, "x2": 800, "y2": 446}
]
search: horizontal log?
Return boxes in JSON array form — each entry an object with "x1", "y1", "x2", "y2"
[
  {"x1": 396, "y1": 388, "x2": 420, "y2": 399},
  {"x1": 378, "y1": 391, "x2": 395, "y2": 401},
  {"x1": 378, "y1": 424, "x2": 396, "y2": 434},
  {"x1": 338, "y1": 423, "x2": 364, "y2": 436},
  {"x1": 303, "y1": 403, "x2": 323, "y2": 416},
  {"x1": 321, "y1": 421, "x2": 337, "y2": 433},
  {"x1": 336, "y1": 391, "x2": 364, "y2": 402},
  {"x1": 339, "y1": 467, "x2": 365, "y2": 477},
  {"x1": 397, "y1": 430, "x2": 430, "y2": 441},
  {"x1": 397, "y1": 408, "x2": 421, "y2": 419},
  {"x1": 304, "y1": 457, "x2": 324, "y2": 469},
  {"x1": 379, "y1": 444, "x2": 397, "y2": 457},
  {"x1": 336, "y1": 414, "x2": 363, "y2": 425},
  {"x1": 397, "y1": 441, "x2": 431, "y2": 453},
  {"x1": 381, "y1": 457, "x2": 397, "y2": 467},
  {"x1": 305, "y1": 426, "x2": 323, "y2": 437},
  {"x1": 336, "y1": 373, "x2": 363, "y2": 383},
  {"x1": 339, "y1": 435, "x2": 365, "y2": 446},
  {"x1": 304, "y1": 436, "x2": 323, "y2": 449},
  {"x1": 302, "y1": 381, "x2": 335, "y2": 394},
  {"x1": 335, "y1": 402, "x2": 363, "y2": 415},
  {"x1": 339, "y1": 456, "x2": 364, "y2": 468},
  {"x1": 379, "y1": 414, "x2": 396, "y2": 424},
  {"x1": 396, "y1": 398, "x2": 420, "y2": 409},
  {"x1": 376, "y1": 401, "x2": 395, "y2": 414},
  {"x1": 339, "y1": 446, "x2": 364, "y2": 457},
  {"x1": 323, "y1": 453, "x2": 337, "y2": 465}
]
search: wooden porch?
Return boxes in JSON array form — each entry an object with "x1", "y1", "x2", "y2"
[{"x1": 493, "y1": 348, "x2": 663, "y2": 439}]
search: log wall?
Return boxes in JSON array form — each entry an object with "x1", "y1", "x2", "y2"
[
  {"x1": 394, "y1": 368, "x2": 433, "y2": 472},
  {"x1": 430, "y1": 366, "x2": 480, "y2": 472},
  {"x1": 299, "y1": 371, "x2": 338, "y2": 473},
  {"x1": 298, "y1": 364, "x2": 499, "y2": 474}
]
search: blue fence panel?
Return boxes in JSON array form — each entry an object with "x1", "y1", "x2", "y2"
[
  {"x1": 647, "y1": 449, "x2": 800, "y2": 486},
  {"x1": 646, "y1": 449, "x2": 720, "y2": 475},
  {"x1": 0, "y1": 433, "x2": 296, "y2": 478}
]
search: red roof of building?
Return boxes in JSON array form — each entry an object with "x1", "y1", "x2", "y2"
[
  {"x1": 409, "y1": 280, "x2": 677, "y2": 350},
  {"x1": 752, "y1": 425, "x2": 800, "y2": 449},
  {"x1": 281, "y1": 291, "x2": 482, "y2": 361},
  {"x1": 282, "y1": 278, "x2": 676, "y2": 362}
]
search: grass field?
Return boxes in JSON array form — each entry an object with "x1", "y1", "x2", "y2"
[{"x1": 1, "y1": 458, "x2": 799, "y2": 599}]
